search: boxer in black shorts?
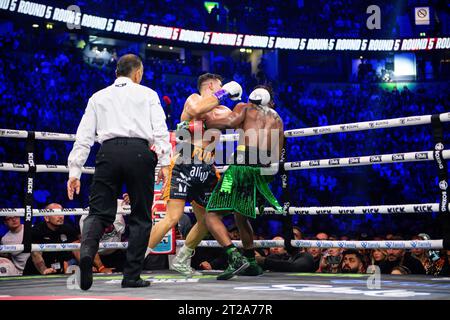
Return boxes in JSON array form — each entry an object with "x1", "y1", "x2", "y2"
[
  {"x1": 165, "y1": 146, "x2": 219, "y2": 208},
  {"x1": 147, "y1": 73, "x2": 242, "y2": 276}
]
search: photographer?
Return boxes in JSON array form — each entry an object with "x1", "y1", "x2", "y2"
[
  {"x1": 317, "y1": 248, "x2": 343, "y2": 273},
  {"x1": 256, "y1": 236, "x2": 316, "y2": 273}
]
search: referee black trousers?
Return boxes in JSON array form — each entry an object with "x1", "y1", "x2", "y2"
[{"x1": 80, "y1": 138, "x2": 156, "y2": 281}]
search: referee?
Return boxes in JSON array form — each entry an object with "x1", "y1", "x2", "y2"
[{"x1": 67, "y1": 54, "x2": 171, "y2": 290}]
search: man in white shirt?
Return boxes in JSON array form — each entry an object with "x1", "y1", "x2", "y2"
[
  {"x1": 67, "y1": 54, "x2": 171, "y2": 290},
  {"x1": 1, "y1": 216, "x2": 30, "y2": 275}
]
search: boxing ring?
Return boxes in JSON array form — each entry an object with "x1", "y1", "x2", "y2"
[{"x1": 1, "y1": 112, "x2": 450, "y2": 300}]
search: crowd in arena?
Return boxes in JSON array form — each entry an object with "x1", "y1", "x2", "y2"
[
  {"x1": 48, "y1": 0, "x2": 448, "y2": 37},
  {"x1": 1, "y1": 22, "x2": 450, "y2": 277},
  {"x1": 2, "y1": 207, "x2": 450, "y2": 276}
]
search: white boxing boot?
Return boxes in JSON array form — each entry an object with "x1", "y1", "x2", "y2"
[{"x1": 171, "y1": 245, "x2": 202, "y2": 277}]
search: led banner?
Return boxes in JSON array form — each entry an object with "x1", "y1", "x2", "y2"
[{"x1": 1, "y1": 0, "x2": 450, "y2": 51}]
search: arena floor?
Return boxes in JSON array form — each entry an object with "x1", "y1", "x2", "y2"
[{"x1": 0, "y1": 271, "x2": 449, "y2": 300}]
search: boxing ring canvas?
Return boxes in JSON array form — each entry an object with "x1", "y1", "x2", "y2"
[{"x1": 1, "y1": 271, "x2": 450, "y2": 300}]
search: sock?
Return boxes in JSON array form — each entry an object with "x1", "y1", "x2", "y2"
[
  {"x1": 225, "y1": 244, "x2": 236, "y2": 256},
  {"x1": 243, "y1": 249, "x2": 255, "y2": 260}
]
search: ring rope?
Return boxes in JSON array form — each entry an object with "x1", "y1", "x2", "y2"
[
  {"x1": 1, "y1": 112, "x2": 449, "y2": 141},
  {"x1": 0, "y1": 203, "x2": 440, "y2": 217},
  {"x1": 284, "y1": 112, "x2": 450, "y2": 138},
  {"x1": 0, "y1": 239, "x2": 443, "y2": 254},
  {"x1": 1, "y1": 149, "x2": 448, "y2": 174}
]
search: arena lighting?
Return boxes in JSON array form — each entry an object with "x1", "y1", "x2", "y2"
[
  {"x1": 245, "y1": 49, "x2": 252, "y2": 53},
  {"x1": 45, "y1": 23, "x2": 53, "y2": 29},
  {"x1": 204, "y1": 1, "x2": 219, "y2": 13},
  {"x1": 239, "y1": 48, "x2": 246, "y2": 52},
  {"x1": 32, "y1": 24, "x2": 39, "y2": 28},
  {"x1": 169, "y1": 46, "x2": 173, "y2": 50},
  {"x1": 147, "y1": 44, "x2": 151, "y2": 47},
  {"x1": 394, "y1": 53, "x2": 416, "y2": 78},
  {"x1": 3, "y1": 1, "x2": 450, "y2": 51},
  {"x1": 158, "y1": 45, "x2": 162, "y2": 48}
]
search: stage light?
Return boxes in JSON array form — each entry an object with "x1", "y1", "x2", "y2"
[
  {"x1": 246, "y1": 49, "x2": 252, "y2": 53},
  {"x1": 46, "y1": 23, "x2": 53, "y2": 30},
  {"x1": 204, "y1": 1, "x2": 219, "y2": 13},
  {"x1": 394, "y1": 53, "x2": 416, "y2": 79},
  {"x1": 32, "y1": 24, "x2": 39, "y2": 28},
  {"x1": 158, "y1": 45, "x2": 162, "y2": 48},
  {"x1": 239, "y1": 48, "x2": 246, "y2": 53},
  {"x1": 169, "y1": 47, "x2": 173, "y2": 50},
  {"x1": 147, "y1": 44, "x2": 151, "y2": 47}
]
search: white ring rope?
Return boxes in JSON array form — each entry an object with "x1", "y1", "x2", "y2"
[
  {"x1": 284, "y1": 112, "x2": 450, "y2": 138},
  {"x1": 284, "y1": 149, "x2": 449, "y2": 170},
  {"x1": 1, "y1": 112, "x2": 449, "y2": 142},
  {"x1": 0, "y1": 203, "x2": 440, "y2": 217},
  {"x1": 0, "y1": 239, "x2": 443, "y2": 254},
  {"x1": 1, "y1": 149, "x2": 448, "y2": 173}
]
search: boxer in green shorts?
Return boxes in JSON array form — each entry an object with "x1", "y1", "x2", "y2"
[{"x1": 205, "y1": 85, "x2": 284, "y2": 280}]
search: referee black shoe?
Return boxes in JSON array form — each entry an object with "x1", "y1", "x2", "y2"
[
  {"x1": 121, "y1": 278, "x2": 151, "y2": 288},
  {"x1": 79, "y1": 256, "x2": 93, "y2": 291}
]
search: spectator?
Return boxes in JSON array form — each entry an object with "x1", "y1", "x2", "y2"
[
  {"x1": 339, "y1": 249, "x2": 366, "y2": 273},
  {"x1": 256, "y1": 236, "x2": 316, "y2": 272},
  {"x1": 439, "y1": 250, "x2": 450, "y2": 276},
  {"x1": 0, "y1": 216, "x2": 30, "y2": 275},
  {"x1": 306, "y1": 245, "x2": 323, "y2": 272},
  {"x1": 269, "y1": 236, "x2": 287, "y2": 255},
  {"x1": 23, "y1": 203, "x2": 80, "y2": 275},
  {"x1": 378, "y1": 237, "x2": 426, "y2": 275},
  {"x1": 318, "y1": 247, "x2": 342, "y2": 273},
  {"x1": 391, "y1": 265, "x2": 411, "y2": 275},
  {"x1": 316, "y1": 232, "x2": 329, "y2": 240},
  {"x1": 370, "y1": 249, "x2": 387, "y2": 265},
  {"x1": 292, "y1": 226, "x2": 302, "y2": 240}
]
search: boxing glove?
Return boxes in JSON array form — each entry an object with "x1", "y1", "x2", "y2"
[
  {"x1": 214, "y1": 81, "x2": 243, "y2": 102},
  {"x1": 249, "y1": 88, "x2": 271, "y2": 107}
]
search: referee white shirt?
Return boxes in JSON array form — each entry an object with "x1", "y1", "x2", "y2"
[{"x1": 68, "y1": 76, "x2": 171, "y2": 179}]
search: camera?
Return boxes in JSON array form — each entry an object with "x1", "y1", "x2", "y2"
[{"x1": 326, "y1": 255, "x2": 342, "y2": 265}]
